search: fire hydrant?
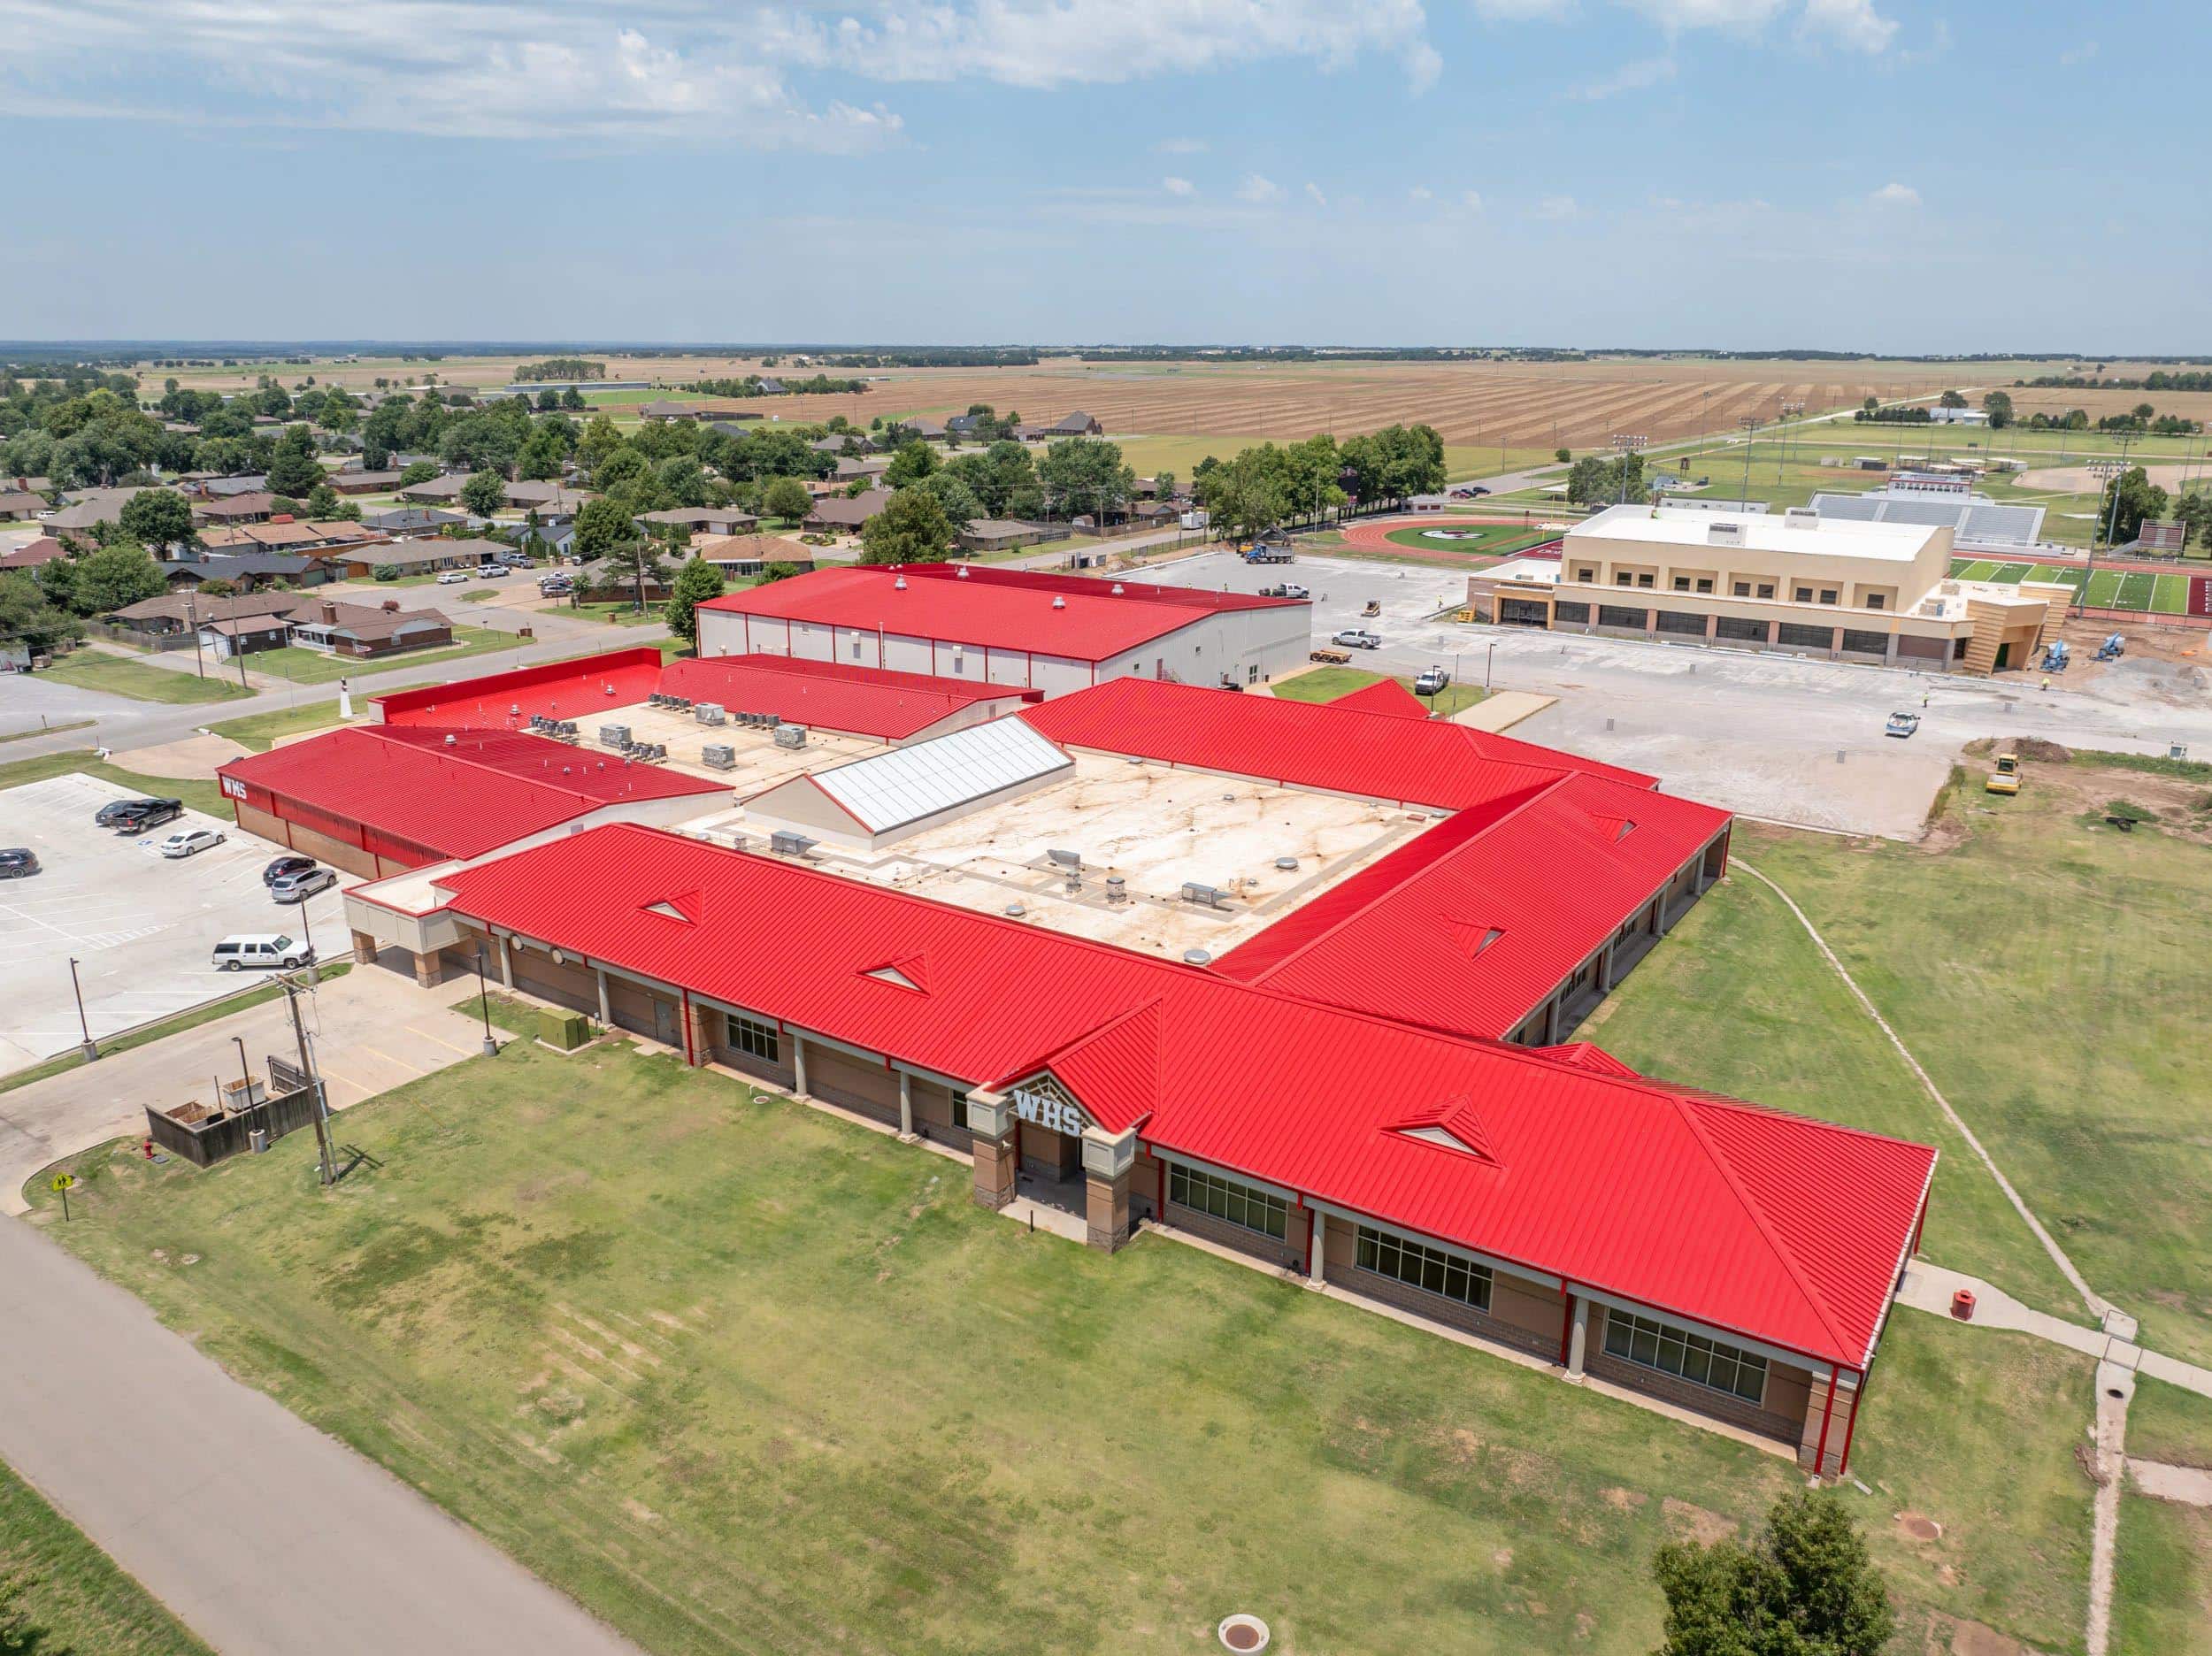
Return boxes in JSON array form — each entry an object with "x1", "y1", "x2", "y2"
[{"x1": 142, "y1": 1136, "x2": 156, "y2": 1160}]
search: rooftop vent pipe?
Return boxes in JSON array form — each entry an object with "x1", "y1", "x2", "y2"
[{"x1": 894, "y1": 576, "x2": 907, "y2": 589}]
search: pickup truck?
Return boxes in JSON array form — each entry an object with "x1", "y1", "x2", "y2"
[
  {"x1": 1884, "y1": 711, "x2": 1920, "y2": 739},
  {"x1": 1413, "y1": 667, "x2": 1451, "y2": 697},
  {"x1": 1332, "y1": 629, "x2": 1383, "y2": 650},
  {"x1": 111, "y1": 798, "x2": 184, "y2": 835},
  {"x1": 1256, "y1": 583, "x2": 1310, "y2": 599}
]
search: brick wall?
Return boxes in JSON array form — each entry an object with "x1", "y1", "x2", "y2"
[
  {"x1": 1164, "y1": 1198, "x2": 1308, "y2": 1273},
  {"x1": 1584, "y1": 1307, "x2": 1807, "y2": 1446},
  {"x1": 806, "y1": 1044, "x2": 902, "y2": 1127}
]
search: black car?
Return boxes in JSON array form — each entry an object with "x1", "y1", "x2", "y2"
[
  {"x1": 263, "y1": 855, "x2": 319, "y2": 886},
  {"x1": 0, "y1": 848, "x2": 38, "y2": 879},
  {"x1": 110, "y1": 799, "x2": 183, "y2": 835}
]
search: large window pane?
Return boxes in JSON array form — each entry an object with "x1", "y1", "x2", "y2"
[{"x1": 1605, "y1": 1312, "x2": 1766, "y2": 1407}]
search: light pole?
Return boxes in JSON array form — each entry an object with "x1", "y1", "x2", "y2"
[
  {"x1": 1485, "y1": 639, "x2": 1497, "y2": 690},
  {"x1": 1777, "y1": 401, "x2": 1805, "y2": 480},
  {"x1": 67, "y1": 958, "x2": 96, "y2": 1063},
  {"x1": 1609, "y1": 433, "x2": 1647, "y2": 507},
  {"x1": 184, "y1": 590, "x2": 207, "y2": 679},
  {"x1": 473, "y1": 946, "x2": 498, "y2": 1057},
  {"x1": 1737, "y1": 418, "x2": 1762, "y2": 503},
  {"x1": 232, "y1": 1034, "x2": 253, "y2": 1116}
]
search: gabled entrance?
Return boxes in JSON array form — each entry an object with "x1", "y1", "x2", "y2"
[{"x1": 967, "y1": 1070, "x2": 1141, "y2": 1252}]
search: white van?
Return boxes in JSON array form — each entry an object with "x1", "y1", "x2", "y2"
[{"x1": 211, "y1": 933, "x2": 314, "y2": 972}]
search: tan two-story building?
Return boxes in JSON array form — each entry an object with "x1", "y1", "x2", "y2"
[{"x1": 1468, "y1": 505, "x2": 2064, "y2": 675}]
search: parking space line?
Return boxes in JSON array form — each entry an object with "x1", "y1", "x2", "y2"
[{"x1": 405, "y1": 1027, "x2": 481, "y2": 1061}]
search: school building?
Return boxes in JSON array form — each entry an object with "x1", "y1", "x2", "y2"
[{"x1": 281, "y1": 646, "x2": 1937, "y2": 1476}]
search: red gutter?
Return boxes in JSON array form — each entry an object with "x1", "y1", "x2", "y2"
[
  {"x1": 1813, "y1": 1366, "x2": 1839, "y2": 1473},
  {"x1": 680, "y1": 987, "x2": 695, "y2": 1065},
  {"x1": 1836, "y1": 1371, "x2": 1864, "y2": 1475}
]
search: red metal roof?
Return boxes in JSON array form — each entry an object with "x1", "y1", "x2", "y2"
[
  {"x1": 663, "y1": 654, "x2": 1038, "y2": 741},
  {"x1": 373, "y1": 648, "x2": 665, "y2": 731},
  {"x1": 1023, "y1": 678, "x2": 1655, "y2": 808},
  {"x1": 436, "y1": 824, "x2": 1932, "y2": 1368},
  {"x1": 695, "y1": 564, "x2": 1305, "y2": 663},
  {"x1": 1213, "y1": 770, "x2": 1732, "y2": 1041},
  {"x1": 217, "y1": 727, "x2": 719, "y2": 861},
  {"x1": 1326, "y1": 677, "x2": 1431, "y2": 719}
]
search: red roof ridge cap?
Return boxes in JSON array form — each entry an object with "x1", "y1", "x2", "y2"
[
  {"x1": 1665, "y1": 1091, "x2": 1858, "y2": 1362},
  {"x1": 983, "y1": 992, "x2": 1168, "y2": 1098}
]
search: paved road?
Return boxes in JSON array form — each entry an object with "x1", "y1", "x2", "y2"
[{"x1": 0, "y1": 1216, "x2": 643, "y2": 1656}]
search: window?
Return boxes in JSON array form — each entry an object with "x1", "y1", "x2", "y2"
[
  {"x1": 1553, "y1": 600, "x2": 1590, "y2": 624},
  {"x1": 1819, "y1": 589, "x2": 1839, "y2": 605},
  {"x1": 1615, "y1": 571, "x2": 1632, "y2": 586},
  {"x1": 1716, "y1": 615, "x2": 1769, "y2": 642},
  {"x1": 1793, "y1": 586, "x2": 1813, "y2": 602},
  {"x1": 1577, "y1": 567, "x2": 1597, "y2": 582},
  {"x1": 1756, "y1": 583, "x2": 1775, "y2": 599},
  {"x1": 1356, "y1": 1225, "x2": 1492, "y2": 1311},
  {"x1": 1598, "y1": 603, "x2": 1647, "y2": 629},
  {"x1": 1655, "y1": 609, "x2": 1706, "y2": 635},
  {"x1": 1778, "y1": 621, "x2": 1834, "y2": 648},
  {"x1": 1732, "y1": 581, "x2": 1751, "y2": 597},
  {"x1": 1636, "y1": 572, "x2": 1655, "y2": 588},
  {"x1": 730, "y1": 1012, "x2": 779, "y2": 1062},
  {"x1": 1168, "y1": 1163, "x2": 1287, "y2": 1239},
  {"x1": 1602, "y1": 1310, "x2": 1767, "y2": 1404},
  {"x1": 1672, "y1": 576, "x2": 1691, "y2": 591},
  {"x1": 851, "y1": 637, "x2": 864, "y2": 660},
  {"x1": 1695, "y1": 578, "x2": 1713, "y2": 594},
  {"x1": 1865, "y1": 593, "x2": 1886, "y2": 610}
]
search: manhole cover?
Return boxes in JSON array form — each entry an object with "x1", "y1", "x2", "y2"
[{"x1": 1218, "y1": 1614, "x2": 1270, "y2": 1652}]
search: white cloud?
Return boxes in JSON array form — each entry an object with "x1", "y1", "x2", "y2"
[
  {"x1": 1409, "y1": 185, "x2": 1433, "y2": 203},
  {"x1": 1471, "y1": 0, "x2": 1573, "y2": 17},
  {"x1": 1617, "y1": 0, "x2": 1784, "y2": 29},
  {"x1": 1532, "y1": 194, "x2": 1581, "y2": 220},
  {"x1": 1462, "y1": 189, "x2": 1486, "y2": 211},
  {"x1": 1570, "y1": 53, "x2": 1676, "y2": 98},
  {"x1": 1800, "y1": 0, "x2": 1897, "y2": 52},
  {"x1": 1868, "y1": 181, "x2": 1920, "y2": 207},
  {"x1": 1237, "y1": 174, "x2": 1286, "y2": 204},
  {"x1": 1153, "y1": 136, "x2": 1209, "y2": 154},
  {"x1": 2059, "y1": 40, "x2": 2098, "y2": 65},
  {"x1": 1405, "y1": 40, "x2": 1445, "y2": 93},
  {"x1": 1161, "y1": 175, "x2": 1196, "y2": 196},
  {"x1": 1305, "y1": 181, "x2": 1330, "y2": 208}
]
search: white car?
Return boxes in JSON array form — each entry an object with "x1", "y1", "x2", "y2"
[
  {"x1": 158, "y1": 828, "x2": 226, "y2": 858},
  {"x1": 436, "y1": 570, "x2": 470, "y2": 585}
]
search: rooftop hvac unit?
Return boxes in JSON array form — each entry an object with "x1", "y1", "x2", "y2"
[
  {"x1": 769, "y1": 831, "x2": 816, "y2": 856},
  {"x1": 695, "y1": 702, "x2": 726, "y2": 725},
  {"x1": 701, "y1": 744, "x2": 736, "y2": 770},
  {"x1": 772, "y1": 724, "x2": 808, "y2": 749},
  {"x1": 598, "y1": 724, "x2": 630, "y2": 748},
  {"x1": 1180, "y1": 881, "x2": 1230, "y2": 909}
]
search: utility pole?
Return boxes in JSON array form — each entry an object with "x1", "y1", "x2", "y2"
[
  {"x1": 67, "y1": 957, "x2": 96, "y2": 1063},
  {"x1": 280, "y1": 974, "x2": 335, "y2": 1187},
  {"x1": 184, "y1": 590, "x2": 206, "y2": 678},
  {"x1": 1777, "y1": 401, "x2": 1806, "y2": 480},
  {"x1": 1609, "y1": 433, "x2": 1647, "y2": 507},
  {"x1": 1738, "y1": 417, "x2": 1761, "y2": 504}
]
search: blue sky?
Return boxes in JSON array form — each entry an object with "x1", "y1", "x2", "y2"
[{"x1": 3, "y1": 0, "x2": 2205, "y2": 350}]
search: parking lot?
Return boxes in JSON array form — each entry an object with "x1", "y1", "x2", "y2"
[{"x1": 0, "y1": 773, "x2": 347, "y2": 1070}]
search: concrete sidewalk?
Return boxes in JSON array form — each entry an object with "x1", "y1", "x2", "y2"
[
  {"x1": 0, "y1": 966, "x2": 487, "y2": 1214},
  {"x1": 0, "y1": 1217, "x2": 642, "y2": 1656}
]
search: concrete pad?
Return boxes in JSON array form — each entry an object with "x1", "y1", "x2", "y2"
[
  {"x1": 0, "y1": 773, "x2": 346, "y2": 1070},
  {"x1": 1450, "y1": 690, "x2": 1555, "y2": 732},
  {"x1": 2129, "y1": 1460, "x2": 2212, "y2": 1507},
  {"x1": 1897, "y1": 1261, "x2": 2108, "y2": 1361},
  {"x1": 107, "y1": 732, "x2": 253, "y2": 777}
]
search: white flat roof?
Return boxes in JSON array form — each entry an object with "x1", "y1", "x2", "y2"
[{"x1": 1567, "y1": 504, "x2": 1939, "y2": 563}]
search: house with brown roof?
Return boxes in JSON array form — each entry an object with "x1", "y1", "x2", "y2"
[
  {"x1": 44, "y1": 487, "x2": 178, "y2": 533},
  {"x1": 690, "y1": 533, "x2": 821, "y2": 577},
  {"x1": 803, "y1": 487, "x2": 895, "y2": 533},
  {"x1": 398, "y1": 474, "x2": 470, "y2": 503},
  {"x1": 638, "y1": 506, "x2": 761, "y2": 539},
  {"x1": 194, "y1": 492, "x2": 277, "y2": 525},
  {"x1": 196, "y1": 520, "x2": 386, "y2": 556},
  {"x1": 504, "y1": 481, "x2": 595, "y2": 513},
  {"x1": 106, "y1": 588, "x2": 305, "y2": 640},
  {"x1": 0, "y1": 536, "x2": 65, "y2": 570},
  {"x1": 0, "y1": 490, "x2": 45, "y2": 521},
  {"x1": 326, "y1": 536, "x2": 505, "y2": 579},
  {"x1": 286, "y1": 598, "x2": 454, "y2": 659},
  {"x1": 1042, "y1": 411, "x2": 1104, "y2": 438},
  {"x1": 956, "y1": 519, "x2": 1051, "y2": 553},
  {"x1": 322, "y1": 469, "x2": 406, "y2": 495}
]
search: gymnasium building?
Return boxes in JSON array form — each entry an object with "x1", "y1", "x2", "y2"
[
  {"x1": 222, "y1": 634, "x2": 1931, "y2": 1476},
  {"x1": 1465, "y1": 503, "x2": 2065, "y2": 674}
]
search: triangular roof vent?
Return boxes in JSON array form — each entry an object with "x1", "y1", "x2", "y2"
[
  {"x1": 641, "y1": 889, "x2": 700, "y2": 923},
  {"x1": 1586, "y1": 813, "x2": 1635, "y2": 843},
  {"x1": 1444, "y1": 919, "x2": 1505, "y2": 959},
  {"x1": 861, "y1": 954, "x2": 929, "y2": 993},
  {"x1": 1389, "y1": 1094, "x2": 1498, "y2": 1163}
]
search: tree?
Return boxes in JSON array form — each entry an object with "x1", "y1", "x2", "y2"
[
  {"x1": 1196, "y1": 446, "x2": 1291, "y2": 543},
  {"x1": 884, "y1": 440, "x2": 941, "y2": 487},
  {"x1": 2099, "y1": 465, "x2": 2168, "y2": 548},
  {"x1": 398, "y1": 459, "x2": 440, "y2": 487},
  {"x1": 1652, "y1": 1490, "x2": 1893, "y2": 1656},
  {"x1": 516, "y1": 424, "x2": 567, "y2": 482},
  {"x1": 2174, "y1": 489, "x2": 2211, "y2": 551},
  {"x1": 944, "y1": 441, "x2": 1041, "y2": 519},
  {"x1": 1980, "y1": 391, "x2": 2014, "y2": 430},
  {"x1": 657, "y1": 455, "x2": 710, "y2": 509},
  {"x1": 71, "y1": 540, "x2": 165, "y2": 614},
  {"x1": 460, "y1": 470, "x2": 508, "y2": 519},
  {"x1": 1938, "y1": 388, "x2": 1968, "y2": 409},
  {"x1": 1338, "y1": 424, "x2": 1444, "y2": 508},
  {"x1": 560, "y1": 387, "x2": 587, "y2": 411},
  {"x1": 574, "y1": 496, "x2": 637, "y2": 564},
  {"x1": 118, "y1": 488, "x2": 195, "y2": 556},
  {"x1": 664, "y1": 556, "x2": 727, "y2": 646},
  {"x1": 1038, "y1": 437, "x2": 1136, "y2": 525},
  {"x1": 265, "y1": 424, "x2": 325, "y2": 495},
  {"x1": 762, "y1": 476, "x2": 814, "y2": 524},
  {"x1": 195, "y1": 577, "x2": 237, "y2": 598},
  {"x1": 858, "y1": 488, "x2": 955, "y2": 565},
  {"x1": 1555, "y1": 447, "x2": 1572, "y2": 464},
  {"x1": 0, "y1": 570, "x2": 85, "y2": 654},
  {"x1": 913, "y1": 471, "x2": 982, "y2": 529},
  {"x1": 1564, "y1": 451, "x2": 1646, "y2": 507}
]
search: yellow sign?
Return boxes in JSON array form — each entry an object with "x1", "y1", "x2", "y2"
[{"x1": 50, "y1": 1173, "x2": 74, "y2": 1192}]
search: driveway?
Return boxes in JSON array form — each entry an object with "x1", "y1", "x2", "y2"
[
  {"x1": 0, "y1": 773, "x2": 347, "y2": 1069},
  {"x1": 0, "y1": 963, "x2": 488, "y2": 1212}
]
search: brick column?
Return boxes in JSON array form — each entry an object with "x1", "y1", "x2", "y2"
[
  {"x1": 1645, "y1": 609, "x2": 1658, "y2": 639},
  {"x1": 1829, "y1": 625, "x2": 1844, "y2": 661},
  {"x1": 1081, "y1": 1127, "x2": 1137, "y2": 1253},
  {"x1": 682, "y1": 998, "x2": 714, "y2": 1068},
  {"x1": 897, "y1": 1070, "x2": 915, "y2": 1139},
  {"x1": 349, "y1": 928, "x2": 377, "y2": 965},
  {"x1": 1564, "y1": 1297, "x2": 1590, "y2": 1382},
  {"x1": 410, "y1": 948, "x2": 442, "y2": 987},
  {"x1": 968, "y1": 1091, "x2": 1016, "y2": 1210},
  {"x1": 495, "y1": 933, "x2": 513, "y2": 990},
  {"x1": 1765, "y1": 619, "x2": 1781, "y2": 647}
]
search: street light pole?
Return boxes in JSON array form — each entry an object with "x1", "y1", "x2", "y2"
[
  {"x1": 232, "y1": 1034, "x2": 253, "y2": 1115},
  {"x1": 67, "y1": 957, "x2": 96, "y2": 1063},
  {"x1": 473, "y1": 946, "x2": 498, "y2": 1057}
]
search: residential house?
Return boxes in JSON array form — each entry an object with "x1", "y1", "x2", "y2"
[
  {"x1": 1041, "y1": 411, "x2": 1104, "y2": 438},
  {"x1": 690, "y1": 533, "x2": 820, "y2": 578},
  {"x1": 162, "y1": 552, "x2": 327, "y2": 592},
  {"x1": 287, "y1": 599, "x2": 454, "y2": 659},
  {"x1": 756, "y1": 377, "x2": 786, "y2": 395},
  {"x1": 503, "y1": 481, "x2": 595, "y2": 514},
  {"x1": 196, "y1": 520, "x2": 386, "y2": 557},
  {"x1": 956, "y1": 519, "x2": 1050, "y2": 554},
  {"x1": 638, "y1": 506, "x2": 761, "y2": 539},
  {"x1": 326, "y1": 536, "x2": 505, "y2": 580},
  {"x1": 802, "y1": 487, "x2": 894, "y2": 533},
  {"x1": 0, "y1": 536, "x2": 65, "y2": 570},
  {"x1": 398, "y1": 474, "x2": 471, "y2": 503},
  {"x1": 0, "y1": 490, "x2": 45, "y2": 521},
  {"x1": 363, "y1": 507, "x2": 473, "y2": 538},
  {"x1": 44, "y1": 486, "x2": 178, "y2": 534},
  {"x1": 197, "y1": 612, "x2": 298, "y2": 661},
  {"x1": 834, "y1": 456, "x2": 890, "y2": 483},
  {"x1": 201, "y1": 474, "x2": 273, "y2": 499},
  {"x1": 322, "y1": 469, "x2": 407, "y2": 494},
  {"x1": 104, "y1": 589, "x2": 304, "y2": 643},
  {"x1": 891, "y1": 418, "x2": 947, "y2": 441},
  {"x1": 194, "y1": 492, "x2": 277, "y2": 525}
]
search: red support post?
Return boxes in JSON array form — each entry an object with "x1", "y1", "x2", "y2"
[
  {"x1": 1557, "y1": 1290, "x2": 1575, "y2": 1368},
  {"x1": 680, "y1": 989, "x2": 695, "y2": 1066},
  {"x1": 1813, "y1": 1367, "x2": 1839, "y2": 1474}
]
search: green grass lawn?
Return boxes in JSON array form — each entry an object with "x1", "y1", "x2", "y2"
[
  {"x1": 23, "y1": 1032, "x2": 2095, "y2": 1656},
  {"x1": 2084, "y1": 570, "x2": 2124, "y2": 607},
  {"x1": 2114, "y1": 572, "x2": 2157, "y2": 610},
  {"x1": 39, "y1": 651, "x2": 256, "y2": 704},
  {"x1": 0, "y1": 717, "x2": 94, "y2": 744},
  {"x1": 1593, "y1": 760, "x2": 2212, "y2": 1365},
  {"x1": 2152, "y1": 574, "x2": 2192, "y2": 614},
  {"x1": 2030, "y1": 564, "x2": 2087, "y2": 587},
  {"x1": 2125, "y1": 1376, "x2": 2212, "y2": 1470},
  {"x1": 0, "y1": 1458, "x2": 213, "y2": 1655},
  {"x1": 0, "y1": 748, "x2": 229, "y2": 819},
  {"x1": 248, "y1": 626, "x2": 518, "y2": 684},
  {"x1": 1273, "y1": 665, "x2": 1487, "y2": 719},
  {"x1": 565, "y1": 600, "x2": 664, "y2": 627},
  {"x1": 207, "y1": 702, "x2": 353, "y2": 752},
  {"x1": 2112, "y1": 1496, "x2": 2212, "y2": 1656},
  {"x1": 1380, "y1": 523, "x2": 1555, "y2": 556}
]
